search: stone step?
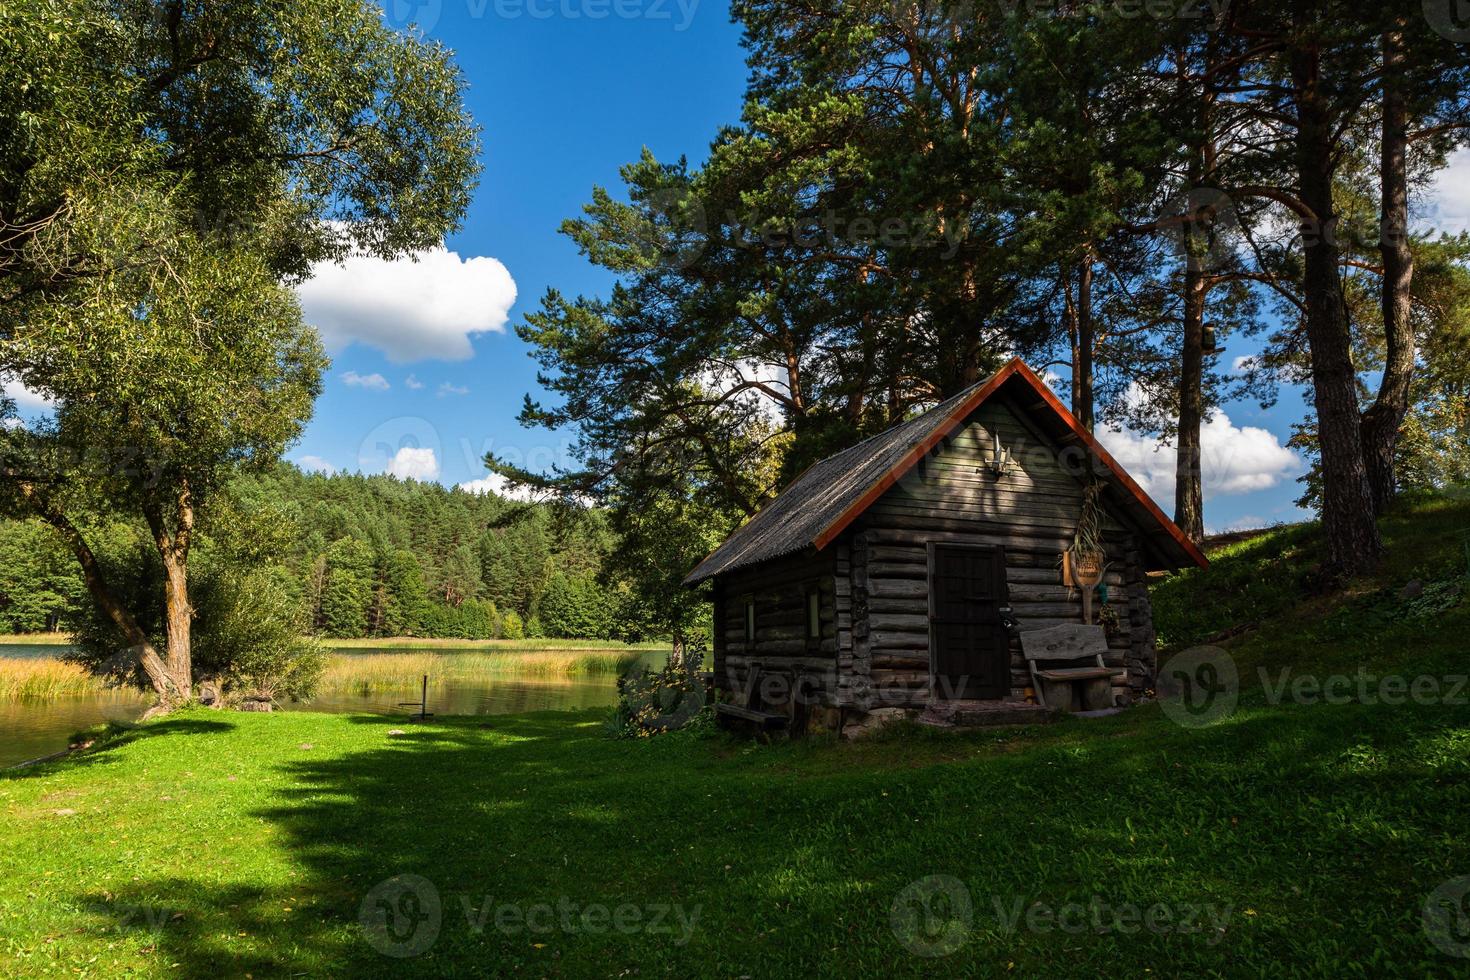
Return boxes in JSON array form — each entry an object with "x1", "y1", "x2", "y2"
[{"x1": 918, "y1": 699, "x2": 1057, "y2": 729}]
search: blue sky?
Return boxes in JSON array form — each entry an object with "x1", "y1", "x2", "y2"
[
  {"x1": 281, "y1": 0, "x2": 1470, "y2": 534},
  {"x1": 292, "y1": 0, "x2": 749, "y2": 495}
]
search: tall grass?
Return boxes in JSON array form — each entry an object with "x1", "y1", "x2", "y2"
[
  {"x1": 321, "y1": 637, "x2": 664, "y2": 651},
  {"x1": 0, "y1": 632, "x2": 71, "y2": 646},
  {"x1": 318, "y1": 649, "x2": 654, "y2": 694},
  {"x1": 0, "y1": 658, "x2": 109, "y2": 700},
  {"x1": 0, "y1": 648, "x2": 660, "y2": 701}
]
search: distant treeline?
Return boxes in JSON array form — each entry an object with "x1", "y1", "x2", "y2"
[{"x1": 0, "y1": 467, "x2": 648, "y2": 642}]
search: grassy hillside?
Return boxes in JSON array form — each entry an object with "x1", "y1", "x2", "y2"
[
  {"x1": 2, "y1": 494, "x2": 1468, "y2": 976},
  {"x1": 1152, "y1": 489, "x2": 1470, "y2": 684}
]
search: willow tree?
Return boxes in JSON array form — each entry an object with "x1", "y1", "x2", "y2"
[{"x1": 1, "y1": 0, "x2": 479, "y2": 702}]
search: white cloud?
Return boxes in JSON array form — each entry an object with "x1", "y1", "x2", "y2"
[
  {"x1": 1209, "y1": 515, "x2": 1266, "y2": 535},
  {"x1": 1098, "y1": 408, "x2": 1302, "y2": 508},
  {"x1": 343, "y1": 371, "x2": 390, "y2": 392},
  {"x1": 438, "y1": 382, "x2": 470, "y2": 397},
  {"x1": 2, "y1": 378, "x2": 55, "y2": 410},
  {"x1": 387, "y1": 446, "x2": 440, "y2": 482},
  {"x1": 405, "y1": 375, "x2": 425, "y2": 390},
  {"x1": 297, "y1": 247, "x2": 518, "y2": 363},
  {"x1": 1422, "y1": 148, "x2": 1470, "y2": 235},
  {"x1": 459, "y1": 473, "x2": 539, "y2": 503},
  {"x1": 297, "y1": 455, "x2": 338, "y2": 475}
]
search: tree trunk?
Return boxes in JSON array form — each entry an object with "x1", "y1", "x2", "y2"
[
  {"x1": 1292, "y1": 43, "x2": 1382, "y2": 578},
  {"x1": 1360, "y1": 25, "x2": 1415, "y2": 515},
  {"x1": 1174, "y1": 264, "x2": 1207, "y2": 545},
  {"x1": 1174, "y1": 92, "x2": 1216, "y2": 548},
  {"x1": 157, "y1": 546, "x2": 193, "y2": 700},
  {"x1": 18, "y1": 484, "x2": 181, "y2": 700},
  {"x1": 143, "y1": 483, "x2": 195, "y2": 701},
  {"x1": 1071, "y1": 256, "x2": 1095, "y2": 430}
]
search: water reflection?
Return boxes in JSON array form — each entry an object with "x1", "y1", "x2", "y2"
[{"x1": 0, "y1": 692, "x2": 150, "y2": 768}]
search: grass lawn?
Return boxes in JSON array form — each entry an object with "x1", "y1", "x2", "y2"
[{"x1": 3, "y1": 494, "x2": 1470, "y2": 976}]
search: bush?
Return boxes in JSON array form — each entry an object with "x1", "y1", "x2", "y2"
[
  {"x1": 607, "y1": 647, "x2": 708, "y2": 738},
  {"x1": 501, "y1": 609, "x2": 525, "y2": 640},
  {"x1": 191, "y1": 566, "x2": 326, "y2": 704}
]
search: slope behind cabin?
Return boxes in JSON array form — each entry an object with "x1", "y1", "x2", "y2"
[{"x1": 683, "y1": 358, "x2": 1207, "y2": 733}]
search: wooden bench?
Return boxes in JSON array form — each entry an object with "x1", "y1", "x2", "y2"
[
  {"x1": 1020, "y1": 624, "x2": 1124, "y2": 712},
  {"x1": 716, "y1": 661, "x2": 788, "y2": 732}
]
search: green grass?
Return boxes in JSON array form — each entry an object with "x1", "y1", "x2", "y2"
[{"x1": 3, "y1": 494, "x2": 1470, "y2": 976}]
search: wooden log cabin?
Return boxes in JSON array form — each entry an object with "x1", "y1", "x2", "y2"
[{"x1": 683, "y1": 358, "x2": 1207, "y2": 734}]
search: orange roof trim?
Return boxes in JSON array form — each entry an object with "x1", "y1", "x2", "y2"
[{"x1": 811, "y1": 358, "x2": 1209, "y2": 569}]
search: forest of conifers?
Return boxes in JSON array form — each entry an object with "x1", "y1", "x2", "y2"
[{"x1": 0, "y1": 467, "x2": 637, "y2": 642}]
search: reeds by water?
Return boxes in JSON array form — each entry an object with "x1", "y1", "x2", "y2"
[
  {"x1": 0, "y1": 658, "x2": 109, "y2": 699},
  {"x1": 317, "y1": 649, "x2": 652, "y2": 694},
  {"x1": 0, "y1": 646, "x2": 659, "y2": 700}
]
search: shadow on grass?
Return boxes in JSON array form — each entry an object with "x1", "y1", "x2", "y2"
[
  {"x1": 62, "y1": 700, "x2": 1470, "y2": 976},
  {"x1": 2, "y1": 717, "x2": 237, "y2": 780}
]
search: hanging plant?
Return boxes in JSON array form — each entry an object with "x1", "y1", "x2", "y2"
[
  {"x1": 1065, "y1": 479, "x2": 1107, "y2": 584},
  {"x1": 1064, "y1": 478, "x2": 1108, "y2": 624}
]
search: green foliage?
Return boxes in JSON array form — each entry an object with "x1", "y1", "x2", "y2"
[
  {"x1": 377, "y1": 550, "x2": 429, "y2": 637},
  {"x1": 61, "y1": 523, "x2": 162, "y2": 685},
  {"x1": 191, "y1": 567, "x2": 326, "y2": 704},
  {"x1": 479, "y1": 511, "x2": 556, "y2": 616},
  {"x1": 607, "y1": 649, "x2": 707, "y2": 738},
  {"x1": 499, "y1": 609, "x2": 525, "y2": 640},
  {"x1": 0, "y1": 0, "x2": 481, "y2": 699},
  {"x1": 59, "y1": 512, "x2": 325, "y2": 701},
  {"x1": 0, "y1": 521, "x2": 84, "y2": 632},
  {"x1": 539, "y1": 572, "x2": 614, "y2": 639},
  {"x1": 318, "y1": 539, "x2": 375, "y2": 638}
]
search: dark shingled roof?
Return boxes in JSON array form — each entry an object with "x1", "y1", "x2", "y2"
[
  {"x1": 682, "y1": 383, "x2": 984, "y2": 585},
  {"x1": 684, "y1": 358, "x2": 1209, "y2": 585}
]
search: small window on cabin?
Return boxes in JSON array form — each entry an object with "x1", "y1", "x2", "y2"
[
  {"x1": 744, "y1": 598, "x2": 756, "y2": 644},
  {"x1": 806, "y1": 588, "x2": 821, "y2": 642}
]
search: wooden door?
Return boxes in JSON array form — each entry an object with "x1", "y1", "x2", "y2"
[{"x1": 930, "y1": 545, "x2": 1010, "y2": 700}]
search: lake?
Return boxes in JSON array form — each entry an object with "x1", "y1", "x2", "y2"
[{"x1": 1, "y1": 644, "x2": 664, "y2": 768}]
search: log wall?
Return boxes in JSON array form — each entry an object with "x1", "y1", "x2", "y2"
[
  {"x1": 712, "y1": 550, "x2": 841, "y2": 713},
  {"x1": 838, "y1": 397, "x2": 1155, "y2": 708},
  {"x1": 707, "y1": 394, "x2": 1163, "y2": 718}
]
